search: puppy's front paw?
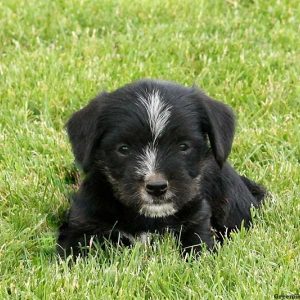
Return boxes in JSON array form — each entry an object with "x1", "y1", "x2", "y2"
[{"x1": 180, "y1": 229, "x2": 214, "y2": 258}]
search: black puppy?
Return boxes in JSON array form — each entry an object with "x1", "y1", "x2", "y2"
[{"x1": 57, "y1": 79, "x2": 265, "y2": 257}]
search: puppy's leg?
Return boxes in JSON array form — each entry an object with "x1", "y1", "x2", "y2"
[
  {"x1": 57, "y1": 222, "x2": 133, "y2": 258},
  {"x1": 180, "y1": 200, "x2": 214, "y2": 257},
  {"x1": 57, "y1": 201, "x2": 134, "y2": 258},
  {"x1": 181, "y1": 224, "x2": 214, "y2": 257},
  {"x1": 210, "y1": 163, "x2": 266, "y2": 241},
  {"x1": 57, "y1": 222, "x2": 96, "y2": 258}
]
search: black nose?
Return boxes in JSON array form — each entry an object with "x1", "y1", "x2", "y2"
[{"x1": 145, "y1": 180, "x2": 168, "y2": 197}]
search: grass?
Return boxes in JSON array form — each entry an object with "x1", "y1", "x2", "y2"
[{"x1": 0, "y1": 0, "x2": 299, "y2": 298}]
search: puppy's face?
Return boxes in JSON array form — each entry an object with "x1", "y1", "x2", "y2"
[
  {"x1": 97, "y1": 90, "x2": 209, "y2": 217},
  {"x1": 67, "y1": 80, "x2": 235, "y2": 218}
]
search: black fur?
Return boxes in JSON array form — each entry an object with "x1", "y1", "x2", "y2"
[{"x1": 57, "y1": 79, "x2": 266, "y2": 258}]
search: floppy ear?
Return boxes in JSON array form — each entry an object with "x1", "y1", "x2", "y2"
[
  {"x1": 66, "y1": 93, "x2": 107, "y2": 172},
  {"x1": 194, "y1": 90, "x2": 235, "y2": 167}
]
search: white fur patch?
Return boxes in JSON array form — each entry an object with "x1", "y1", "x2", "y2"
[
  {"x1": 138, "y1": 89, "x2": 171, "y2": 142},
  {"x1": 139, "y1": 202, "x2": 176, "y2": 218},
  {"x1": 117, "y1": 231, "x2": 135, "y2": 244},
  {"x1": 118, "y1": 231, "x2": 151, "y2": 245},
  {"x1": 136, "y1": 144, "x2": 157, "y2": 177},
  {"x1": 137, "y1": 232, "x2": 151, "y2": 244}
]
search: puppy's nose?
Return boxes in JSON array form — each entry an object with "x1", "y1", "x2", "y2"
[{"x1": 145, "y1": 175, "x2": 168, "y2": 197}]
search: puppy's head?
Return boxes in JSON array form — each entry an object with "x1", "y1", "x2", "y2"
[{"x1": 67, "y1": 80, "x2": 235, "y2": 218}]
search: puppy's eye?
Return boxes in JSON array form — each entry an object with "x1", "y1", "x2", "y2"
[
  {"x1": 179, "y1": 143, "x2": 190, "y2": 152},
  {"x1": 117, "y1": 144, "x2": 130, "y2": 156}
]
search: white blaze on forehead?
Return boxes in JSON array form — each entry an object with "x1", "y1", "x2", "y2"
[
  {"x1": 136, "y1": 144, "x2": 157, "y2": 176},
  {"x1": 138, "y1": 89, "x2": 171, "y2": 142}
]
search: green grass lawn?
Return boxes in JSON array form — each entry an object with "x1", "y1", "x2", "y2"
[{"x1": 1, "y1": 0, "x2": 299, "y2": 298}]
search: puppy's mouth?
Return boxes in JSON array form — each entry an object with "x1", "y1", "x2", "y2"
[
  {"x1": 138, "y1": 189, "x2": 177, "y2": 218},
  {"x1": 139, "y1": 202, "x2": 176, "y2": 218}
]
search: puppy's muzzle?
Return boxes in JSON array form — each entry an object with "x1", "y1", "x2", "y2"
[{"x1": 145, "y1": 174, "x2": 168, "y2": 197}]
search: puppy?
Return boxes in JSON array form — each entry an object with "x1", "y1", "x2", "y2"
[{"x1": 57, "y1": 79, "x2": 265, "y2": 257}]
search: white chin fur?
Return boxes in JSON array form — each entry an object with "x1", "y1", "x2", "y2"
[{"x1": 139, "y1": 203, "x2": 176, "y2": 218}]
